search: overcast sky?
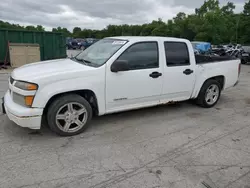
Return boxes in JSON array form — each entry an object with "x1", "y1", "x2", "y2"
[{"x1": 0, "y1": 0, "x2": 246, "y2": 31}]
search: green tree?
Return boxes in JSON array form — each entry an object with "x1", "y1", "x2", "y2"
[
  {"x1": 196, "y1": 0, "x2": 219, "y2": 16},
  {"x1": 243, "y1": 0, "x2": 250, "y2": 15},
  {"x1": 1, "y1": 0, "x2": 250, "y2": 44},
  {"x1": 239, "y1": 0, "x2": 250, "y2": 44},
  {"x1": 36, "y1": 25, "x2": 45, "y2": 31},
  {"x1": 52, "y1": 27, "x2": 71, "y2": 37},
  {"x1": 72, "y1": 27, "x2": 81, "y2": 37},
  {"x1": 25, "y1": 25, "x2": 37, "y2": 31},
  {"x1": 221, "y1": 2, "x2": 235, "y2": 15}
]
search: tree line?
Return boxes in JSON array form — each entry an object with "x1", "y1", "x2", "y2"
[{"x1": 0, "y1": 0, "x2": 250, "y2": 45}]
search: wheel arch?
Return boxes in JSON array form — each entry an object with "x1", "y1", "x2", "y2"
[
  {"x1": 193, "y1": 75, "x2": 225, "y2": 99},
  {"x1": 207, "y1": 75, "x2": 225, "y2": 90},
  {"x1": 43, "y1": 89, "x2": 99, "y2": 118},
  {"x1": 195, "y1": 77, "x2": 223, "y2": 108}
]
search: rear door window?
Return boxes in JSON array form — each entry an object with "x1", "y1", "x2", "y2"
[{"x1": 164, "y1": 42, "x2": 190, "y2": 66}]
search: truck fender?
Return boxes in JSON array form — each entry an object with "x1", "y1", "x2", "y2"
[{"x1": 32, "y1": 78, "x2": 106, "y2": 115}]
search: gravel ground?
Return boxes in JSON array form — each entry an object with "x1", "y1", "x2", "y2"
[{"x1": 0, "y1": 64, "x2": 250, "y2": 188}]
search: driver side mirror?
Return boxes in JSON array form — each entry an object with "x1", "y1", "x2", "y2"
[{"x1": 111, "y1": 60, "x2": 130, "y2": 72}]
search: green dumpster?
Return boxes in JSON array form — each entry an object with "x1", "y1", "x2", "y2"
[{"x1": 0, "y1": 29, "x2": 67, "y2": 63}]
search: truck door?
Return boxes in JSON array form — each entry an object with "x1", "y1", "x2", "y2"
[
  {"x1": 106, "y1": 41, "x2": 164, "y2": 113},
  {"x1": 161, "y1": 41, "x2": 196, "y2": 103}
]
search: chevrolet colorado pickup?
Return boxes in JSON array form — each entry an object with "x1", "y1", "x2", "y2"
[{"x1": 2, "y1": 37, "x2": 241, "y2": 136}]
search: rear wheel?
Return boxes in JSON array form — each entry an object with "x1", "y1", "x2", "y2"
[
  {"x1": 196, "y1": 80, "x2": 221, "y2": 108},
  {"x1": 47, "y1": 94, "x2": 92, "y2": 136}
]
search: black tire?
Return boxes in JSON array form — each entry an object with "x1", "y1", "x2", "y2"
[
  {"x1": 47, "y1": 94, "x2": 92, "y2": 136},
  {"x1": 195, "y1": 79, "x2": 221, "y2": 108}
]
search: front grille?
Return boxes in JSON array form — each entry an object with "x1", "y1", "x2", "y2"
[{"x1": 10, "y1": 76, "x2": 14, "y2": 85}]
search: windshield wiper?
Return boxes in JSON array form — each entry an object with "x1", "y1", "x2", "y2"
[
  {"x1": 73, "y1": 57, "x2": 93, "y2": 64},
  {"x1": 82, "y1": 59, "x2": 93, "y2": 64},
  {"x1": 71, "y1": 56, "x2": 83, "y2": 62},
  {"x1": 72, "y1": 57, "x2": 97, "y2": 67},
  {"x1": 74, "y1": 57, "x2": 82, "y2": 61}
]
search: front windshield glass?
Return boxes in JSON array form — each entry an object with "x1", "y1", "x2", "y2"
[{"x1": 74, "y1": 38, "x2": 127, "y2": 67}]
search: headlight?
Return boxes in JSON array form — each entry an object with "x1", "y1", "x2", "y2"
[
  {"x1": 13, "y1": 92, "x2": 35, "y2": 107},
  {"x1": 14, "y1": 81, "x2": 38, "y2": 91}
]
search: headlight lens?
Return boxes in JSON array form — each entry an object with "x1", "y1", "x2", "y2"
[
  {"x1": 12, "y1": 93, "x2": 35, "y2": 107},
  {"x1": 14, "y1": 81, "x2": 38, "y2": 91}
]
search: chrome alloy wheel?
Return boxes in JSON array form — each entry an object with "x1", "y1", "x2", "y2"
[
  {"x1": 55, "y1": 102, "x2": 88, "y2": 133},
  {"x1": 205, "y1": 84, "x2": 219, "y2": 105}
]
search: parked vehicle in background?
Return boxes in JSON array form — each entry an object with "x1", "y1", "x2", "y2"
[
  {"x1": 84, "y1": 38, "x2": 99, "y2": 49},
  {"x1": 2, "y1": 37, "x2": 240, "y2": 136},
  {"x1": 212, "y1": 45, "x2": 226, "y2": 56},
  {"x1": 75, "y1": 38, "x2": 87, "y2": 50},
  {"x1": 215, "y1": 45, "x2": 250, "y2": 64},
  {"x1": 225, "y1": 49, "x2": 243, "y2": 57},
  {"x1": 66, "y1": 38, "x2": 79, "y2": 49},
  {"x1": 242, "y1": 46, "x2": 250, "y2": 53},
  {"x1": 241, "y1": 52, "x2": 250, "y2": 64},
  {"x1": 76, "y1": 38, "x2": 99, "y2": 50},
  {"x1": 211, "y1": 44, "x2": 250, "y2": 64}
]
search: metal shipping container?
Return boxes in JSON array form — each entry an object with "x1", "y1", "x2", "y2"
[{"x1": 0, "y1": 29, "x2": 67, "y2": 63}]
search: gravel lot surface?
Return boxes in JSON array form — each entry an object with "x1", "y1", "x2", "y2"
[{"x1": 0, "y1": 62, "x2": 250, "y2": 188}]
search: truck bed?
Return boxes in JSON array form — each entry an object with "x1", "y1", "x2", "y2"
[{"x1": 195, "y1": 55, "x2": 237, "y2": 64}]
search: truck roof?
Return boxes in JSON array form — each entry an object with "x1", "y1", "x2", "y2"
[{"x1": 106, "y1": 36, "x2": 189, "y2": 43}]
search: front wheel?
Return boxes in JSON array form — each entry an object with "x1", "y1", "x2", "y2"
[
  {"x1": 47, "y1": 94, "x2": 92, "y2": 136},
  {"x1": 196, "y1": 80, "x2": 221, "y2": 108}
]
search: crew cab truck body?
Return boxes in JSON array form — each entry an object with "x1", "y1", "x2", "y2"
[{"x1": 2, "y1": 37, "x2": 240, "y2": 136}]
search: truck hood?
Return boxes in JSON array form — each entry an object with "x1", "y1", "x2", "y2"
[{"x1": 11, "y1": 58, "x2": 96, "y2": 83}]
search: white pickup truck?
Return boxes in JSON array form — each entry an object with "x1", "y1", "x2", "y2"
[{"x1": 2, "y1": 37, "x2": 240, "y2": 136}]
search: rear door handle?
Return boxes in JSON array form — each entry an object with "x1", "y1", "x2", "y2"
[
  {"x1": 183, "y1": 69, "x2": 194, "y2": 75},
  {"x1": 149, "y1": 72, "x2": 162, "y2": 78}
]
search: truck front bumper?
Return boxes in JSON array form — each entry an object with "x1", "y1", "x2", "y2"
[{"x1": 2, "y1": 91, "x2": 43, "y2": 130}]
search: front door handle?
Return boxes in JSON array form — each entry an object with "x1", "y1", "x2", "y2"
[
  {"x1": 183, "y1": 69, "x2": 194, "y2": 75},
  {"x1": 149, "y1": 72, "x2": 162, "y2": 78}
]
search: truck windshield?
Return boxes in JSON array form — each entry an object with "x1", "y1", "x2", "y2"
[{"x1": 74, "y1": 39, "x2": 127, "y2": 67}]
